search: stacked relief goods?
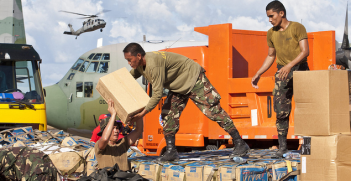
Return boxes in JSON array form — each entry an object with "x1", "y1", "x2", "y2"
[
  {"x1": 0, "y1": 126, "x2": 146, "y2": 180},
  {"x1": 0, "y1": 127, "x2": 97, "y2": 180},
  {"x1": 130, "y1": 149, "x2": 300, "y2": 181},
  {"x1": 294, "y1": 70, "x2": 351, "y2": 181}
]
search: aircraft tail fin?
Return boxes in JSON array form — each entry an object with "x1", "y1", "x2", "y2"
[
  {"x1": 341, "y1": 2, "x2": 350, "y2": 49},
  {"x1": 0, "y1": 0, "x2": 26, "y2": 43},
  {"x1": 63, "y1": 31, "x2": 73, "y2": 35},
  {"x1": 68, "y1": 24, "x2": 75, "y2": 33}
]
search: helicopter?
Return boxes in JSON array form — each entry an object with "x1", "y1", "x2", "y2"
[{"x1": 60, "y1": 10, "x2": 110, "y2": 39}]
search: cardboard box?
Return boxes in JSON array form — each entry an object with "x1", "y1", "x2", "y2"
[
  {"x1": 269, "y1": 160, "x2": 299, "y2": 181},
  {"x1": 300, "y1": 134, "x2": 351, "y2": 181},
  {"x1": 218, "y1": 165, "x2": 235, "y2": 181},
  {"x1": 294, "y1": 70, "x2": 350, "y2": 135},
  {"x1": 160, "y1": 164, "x2": 175, "y2": 181},
  {"x1": 138, "y1": 162, "x2": 162, "y2": 180},
  {"x1": 81, "y1": 148, "x2": 96, "y2": 176},
  {"x1": 61, "y1": 137, "x2": 78, "y2": 147},
  {"x1": 96, "y1": 67, "x2": 150, "y2": 124},
  {"x1": 48, "y1": 151, "x2": 83, "y2": 174},
  {"x1": 167, "y1": 165, "x2": 185, "y2": 181},
  {"x1": 185, "y1": 163, "x2": 217, "y2": 181},
  {"x1": 185, "y1": 163, "x2": 203, "y2": 181}
]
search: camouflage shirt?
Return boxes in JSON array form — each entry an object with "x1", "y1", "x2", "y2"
[{"x1": 130, "y1": 51, "x2": 201, "y2": 112}]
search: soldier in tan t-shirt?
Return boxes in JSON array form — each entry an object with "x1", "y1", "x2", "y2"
[
  {"x1": 94, "y1": 99, "x2": 143, "y2": 171},
  {"x1": 251, "y1": 1, "x2": 310, "y2": 158},
  {"x1": 123, "y1": 43, "x2": 250, "y2": 161}
]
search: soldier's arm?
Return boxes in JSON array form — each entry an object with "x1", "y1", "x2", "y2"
[
  {"x1": 125, "y1": 118, "x2": 143, "y2": 146},
  {"x1": 130, "y1": 67, "x2": 163, "y2": 123},
  {"x1": 277, "y1": 39, "x2": 309, "y2": 80},
  {"x1": 144, "y1": 66, "x2": 164, "y2": 112},
  {"x1": 285, "y1": 39, "x2": 309, "y2": 68},
  {"x1": 251, "y1": 47, "x2": 276, "y2": 88}
]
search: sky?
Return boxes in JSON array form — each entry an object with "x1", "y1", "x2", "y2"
[{"x1": 21, "y1": 0, "x2": 349, "y2": 87}]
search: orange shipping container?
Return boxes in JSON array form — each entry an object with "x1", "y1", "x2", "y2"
[{"x1": 142, "y1": 23, "x2": 335, "y2": 156}]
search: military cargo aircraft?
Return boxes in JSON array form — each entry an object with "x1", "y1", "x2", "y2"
[{"x1": 44, "y1": 40, "x2": 207, "y2": 137}]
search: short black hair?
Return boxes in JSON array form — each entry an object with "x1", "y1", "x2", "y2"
[
  {"x1": 266, "y1": 0, "x2": 286, "y2": 17},
  {"x1": 123, "y1": 43, "x2": 146, "y2": 57}
]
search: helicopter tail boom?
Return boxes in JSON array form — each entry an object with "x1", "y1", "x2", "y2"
[{"x1": 63, "y1": 31, "x2": 73, "y2": 35}]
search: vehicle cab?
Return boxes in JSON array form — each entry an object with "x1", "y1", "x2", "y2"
[{"x1": 0, "y1": 43, "x2": 46, "y2": 130}]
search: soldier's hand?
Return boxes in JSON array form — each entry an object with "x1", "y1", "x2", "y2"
[
  {"x1": 277, "y1": 65, "x2": 292, "y2": 80},
  {"x1": 129, "y1": 109, "x2": 148, "y2": 125},
  {"x1": 251, "y1": 74, "x2": 260, "y2": 89}
]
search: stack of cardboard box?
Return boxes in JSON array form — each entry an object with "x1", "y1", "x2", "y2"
[{"x1": 294, "y1": 70, "x2": 351, "y2": 181}]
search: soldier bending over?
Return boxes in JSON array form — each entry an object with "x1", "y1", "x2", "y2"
[{"x1": 123, "y1": 43, "x2": 250, "y2": 161}]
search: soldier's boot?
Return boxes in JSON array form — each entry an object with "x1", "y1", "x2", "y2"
[
  {"x1": 272, "y1": 131, "x2": 288, "y2": 158},
  {"x1": 156, "y1": 135, "x2": 179, "y2": 161},
  {"x1": 229, "y1": 129, "x2": 250, "y2": 158}
]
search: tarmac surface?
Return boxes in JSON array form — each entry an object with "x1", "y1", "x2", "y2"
[{"x1": 47, "y1": 125, "x2": 91, "y2": 143}]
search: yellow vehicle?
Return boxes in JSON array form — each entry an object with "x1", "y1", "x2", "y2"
[{"x1": 0, "y1": 43, "x2": 46, "y2": 131}]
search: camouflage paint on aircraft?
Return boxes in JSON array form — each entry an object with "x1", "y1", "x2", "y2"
[
  {"x1": 79, "y1": 96, "x2": 108, "y2": 130},
  {"x1": 0, "y1": 0, "x2": 26, "y2": 44},
  {"x1": 45, "y1": 41, "x2": 208, "y2": 137}
]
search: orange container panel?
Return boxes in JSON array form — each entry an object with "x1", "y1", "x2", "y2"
[
  {"x1": 195, "y1": 24, "x2": 335, "y2": 139},
  {"x1": 142, "y1": 23, "x2": 336, "y2": 155},
  {"x1": 142, "y1": 46, "x2": 210, "y2": 150}
]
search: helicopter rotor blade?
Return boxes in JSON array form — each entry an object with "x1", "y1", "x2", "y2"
[
  {"x1": 59, "y1": 10, "x2": 91, "y2": 17},
  {"x1": 77, "y1": 17, "x2": 92, "y2": 19},
  {"x1": 94, "y1": 9, "x2": 111, "y2": 16}
]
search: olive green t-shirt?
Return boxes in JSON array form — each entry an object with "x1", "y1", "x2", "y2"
[
  {"x1": 130, "y1": 51, "x2": 201, "y2": 112},
  {"x1": 94, "y1": 137, "x2": 130, "y2": 171},
  {"x1": 267, "y1": 21, "x2": 308, "y2": 66}
]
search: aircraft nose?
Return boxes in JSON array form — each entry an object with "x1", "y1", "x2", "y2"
[{"x1": 44, "y1": 84, "x2": 68, "y2": 130}]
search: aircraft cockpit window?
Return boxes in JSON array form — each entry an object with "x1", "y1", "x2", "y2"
[
  {"x1": 87, "y1": 54, "x2": 95, "y2": 59},
  {"x1": 93, "y1": 53, "x2": 102, "y2": 60},
  {"x1": 79, "y1": 61, "x2": 89, "y2": 72},
  {"x1": 0, "y1": 60, "x2": 44, "y2": 104},
  {"x1": 86, "y1": 62, "x2": 99, "y2": 73},
  {"x1": 97, "y1": 62, "x2": 109, "y2": 73},
  {"x1": 71, "y1": 59, "x2": 84, "y2": 70},
  {"x1": 102, "y1": 53, "x2": 110, "y2": 60},
  {"x1": 76, "y1": 82, "x2": 83, "y2": 98},
  {"x1": 84, "y1": 82, "x2": 93, "y2": 98},
  {"x1": 67, "y1": 73, "x2": 75, "y2": 80}
]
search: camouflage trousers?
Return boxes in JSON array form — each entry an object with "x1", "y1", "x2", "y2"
[
  {"x1": 161, "y1": 68, "x2": 237, "y2": 136},
  {"x1": 273, "y1": 62, "x2": 309, "y2": 135}
]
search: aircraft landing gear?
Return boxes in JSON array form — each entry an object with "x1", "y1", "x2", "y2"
[
  {"x1": 100, "y1": 29, "x2": 103, "y2": 32},
  {"x1": 75, "y1": 36, "x2": 77, "y2": 39}
]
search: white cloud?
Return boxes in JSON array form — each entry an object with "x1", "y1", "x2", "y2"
[
  {"x1": 48, "y1": 72, "x2": 65, "y2": 81},
  {"x1": 25, "y1": 33, "x2": 36, "y2": 47},
  {"x1": 177, "y1": 24, "x2": 193, "y2": 32},
  {"x1": 109, "y1": 20, "x2": 142, "y2": 42},
  {"x1": 228, "y1": 16, "x2": 271, "y2": 31},
  {"x1": 18, "y1": 0, "x2": 351, "y2": 86}
]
